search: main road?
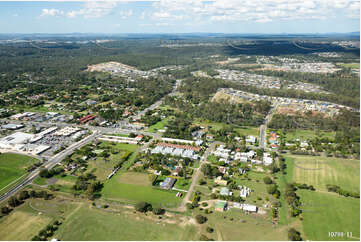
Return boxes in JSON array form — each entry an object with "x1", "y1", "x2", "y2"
[
  {"x1": 259, "y1": 102, "x2": 279, "y2": 149},
  {"x1": 0, "y1": 131, "x2": 100, "y2": 202}
]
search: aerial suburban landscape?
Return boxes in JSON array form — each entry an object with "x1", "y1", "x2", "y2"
[{"x1": 0, "y1": 1, "x2": 360, "y2": 241}]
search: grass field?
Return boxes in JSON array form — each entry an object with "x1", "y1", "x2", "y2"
[
  {"x1": 279, "y1": 155, "x2": 360, "y2": 241},
  {"x1": 195, "y1": 208, "x2": 288, "y2": 241},
  {"x1": 193, "y1": 119, "x2": 259, "y2": 136},
  {"x1": 0, "y1": 210, "x2": 52, "y2": 241},
  {"x1": 102, "y1": 172, "x2": 182, "y2": 207},
  {"x1": 0, "y1": 197, "x2": 77, "y2": 241},
  {"x1": 55, "y1": 204, "x2": 197, "y2": 241},
  {"x1": 287, "y1": 155, "x2": 360, "y2": 192},
  {"x1": 339, "y1": 63, "x2": 360, "y2": 69},
  {"x1": 146, "y1": 118, "x2": 169, "y2": 133},
  {"x1": 283, "y1": 129, "x2": 335, "y2": 141},
  {"x1": 87, "y1": 142, "x2": 139, "y2": 180},
  {"x1": 0, "y1": 153, "x2": 39, "y2": 193},
  {"x1": 235, "y1": 127, "x2": 260, "y2": 136},
  {"x1": 299, "y1": 190, "x2": 360, "y2": 241}
]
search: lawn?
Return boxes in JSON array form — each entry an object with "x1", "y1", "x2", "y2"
[
  {"x1": 287, "y1": 155, "x2": 360, "y2": 192},
  {"x1": 0, "y1": 153, "x2": 39, "y2": 193},
  {"x1": 102, "y1": 172, "x2": 182, "y2": 208},
  {"x1": 146, "y1": 118, "x2": 169, "y2": 133},
  {"x1": 55, "y1": 204, "x2": 198, "y2": 241},
  {"x1": 283, "y1": 129, "x2": 335, "y2": 141},
  {"x1": 299, "y1": 190, "x2": 360, "y2": 241},
  {"x1": 235, "y1": 126, "x2": 260, "y2": 137}
]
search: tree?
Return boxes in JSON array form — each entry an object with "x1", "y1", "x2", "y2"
[
  {"x1": 135, "y1": 202, "x2": 152, "y2": 213},
  {"x1": 1, "y1": 206, "x2": 11, "y2": 215},
  {"x1": 18, "y1": 190, "x2": 30, "y2": 201},
  {"x1": 39, "y1": 168, "x2": 49, "y2": 178},
  {"x1": 288, "y1": 228, "x2": 302, "y2": 241},
  {"x1": 266, "y1": 184, "x2": 277, "y2": 195},
  {"x1": 263, "y1": 176, "x2": 273, "y2": 184},
  {"x1": 152, "y1": 207, "x2": 165, "y2": 215},
  {"x1": 8, "y1": 196, "x2": 20, "y2": 207},
  {"x1": 195, "y1": 214, "x2": 208, "y2": 224},
  {"x1": 206, "y1": 227, "x2": 214, "y2": 233}
]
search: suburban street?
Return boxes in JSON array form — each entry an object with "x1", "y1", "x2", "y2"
[
  {"x1": 178, "y1": 141, "x2": 219, "y2": 212},
  {"x1": 259, "y1": 102, "x2": 279, "y2": 149}
]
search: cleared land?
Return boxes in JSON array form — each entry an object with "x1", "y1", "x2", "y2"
[
  {"x1": 0, "y1": 153, "x2": 38, "y2": 192},
  {"x1": 288, "y1": 155, "x2": 360, "y2": 192}
]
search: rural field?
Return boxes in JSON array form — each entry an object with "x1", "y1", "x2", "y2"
[
  {"x1": 193, "y1": 208, "x2": 288, "y2": 241},
  {"x1": 0, "y1": 196, "x2": 77, "y2": 241},
  {"x1": 0, "y1": 153, "x2": 38, "y2": 193},
  {"x1": 287, "y1": 155, "x2": 360, "y2": 192},
  {"x1": 281, "y1": 155, "x2": 360, "y2": 241},
  {"x1": 339, "y1": 63, "x2": 360, "y2": 69},
  {"x1": 54, "y1": 204, "x2": 198, "y2": 241},
  {"x1": 299, "y1": 190, "x2": 360, "y2": 241},
  {"x1": 101, "y1": 172, "x2": 182, "y2": 207}
]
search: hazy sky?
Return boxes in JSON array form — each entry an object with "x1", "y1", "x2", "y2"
[{"x1": 0, "y1": 0, "x2": 359, "y2": 33}]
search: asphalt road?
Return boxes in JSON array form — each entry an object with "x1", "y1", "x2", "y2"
[
  {"x1": 259, "y1": 102, "x2": 279, "y2": 149},
  {"x1": 178, "y1": 141, "x2": 219, "y2": 211}
]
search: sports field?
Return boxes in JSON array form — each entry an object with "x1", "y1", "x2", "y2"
[
  {"x1": 102, "y1": 172, "x2": 182, "y2": 207},
  {"x1": 0, "y1": 153, "x2": 39, "y2": 193},
  {"x1": 288, "y1": 155, "x2": 360, "y2": 192},
  {"x1": 55, "y1": 204, "x2": 197, "y2": 240}
]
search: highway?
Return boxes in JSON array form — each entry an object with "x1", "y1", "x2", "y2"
[{"x1": 0, "y1": 131, "x2": 100, "y2": 202}]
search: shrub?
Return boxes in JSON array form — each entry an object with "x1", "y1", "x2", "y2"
[
  {"x1": 288, "y1": 228, "x2": 302, "y2": 241},
  {"x1": 152, "y1": 207, "x2": 165, "y2": 215},
  {"x1": 195, "y1": 214, "x2": 207, "y2": 224},
  {"x1": 263, "y1": 176, "x2": 273, "y2": 184},
  {"x1": 135, "y1": 202, "x2": 152, "y2": 213},
  {"x1": 206, "y1": 227, "x2": 214, "y2": 233}
]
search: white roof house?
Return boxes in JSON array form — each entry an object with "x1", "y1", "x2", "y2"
[
  {"x1": 242, "y1": 204, "x2": 257, "y2": 212},
  {"x1": 263, "y1": 156, "x2": 273, "y2": 166},
  {"x1": 246, "y1": 135, "x2": 256, "y2": 143}
]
